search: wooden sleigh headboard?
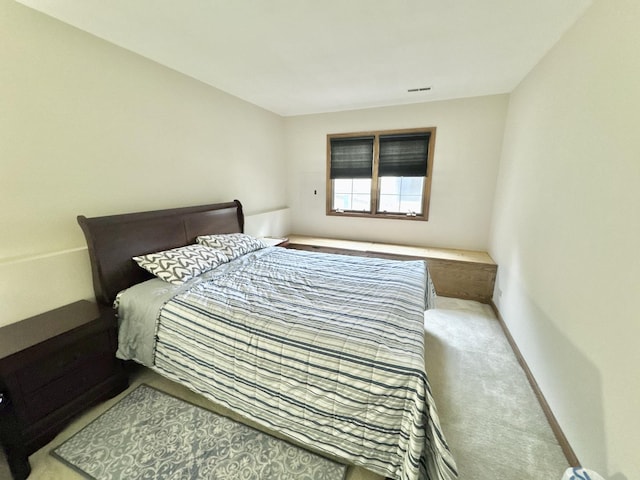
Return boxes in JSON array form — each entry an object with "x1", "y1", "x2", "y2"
[{"x1": 77, "y1": 200, "x2": 244, "y2": 306}]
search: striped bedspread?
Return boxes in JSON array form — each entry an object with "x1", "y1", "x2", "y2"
[{"x1": 152, "y1": 247, "x2": 457, "y2": 480}]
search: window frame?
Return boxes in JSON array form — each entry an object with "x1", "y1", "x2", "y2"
[{"x1": 326, "y1": 127, "x2": 436, "y2": 221}]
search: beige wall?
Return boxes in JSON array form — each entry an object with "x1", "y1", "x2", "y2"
[
  {"x1": 0, "y1": 2, "x2": 288, "y2": 326},
  {"x1": 284, "y1": 95, "x2": 508, "y2": 251},
  {"x1": 489, "y1": 0, "x2": 640, "y2": 477}
]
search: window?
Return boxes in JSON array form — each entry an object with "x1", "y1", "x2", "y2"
[{"x1": 326, "y1": 127, "x2": 435, "y2": 220}]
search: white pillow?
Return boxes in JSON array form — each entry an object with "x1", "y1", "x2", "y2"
[
  {"x1": 133, "y1": 244, "x2": 228, "y2": 285},
  {"x1": 196, "y1": 233, "x2": 267, "y2": 260}
]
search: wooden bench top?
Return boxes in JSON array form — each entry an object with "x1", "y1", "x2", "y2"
[{"x1": 286, "y1": 235, "x2": 495, "y2": 265}]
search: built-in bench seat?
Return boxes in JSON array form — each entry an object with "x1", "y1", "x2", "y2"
[{"x1": 285, "y1": 235, "x2": 497, "y2": 303}]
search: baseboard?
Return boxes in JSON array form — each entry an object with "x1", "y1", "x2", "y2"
[{"x1": 489, "y1": 301, "x2": 580, "y2": 467}]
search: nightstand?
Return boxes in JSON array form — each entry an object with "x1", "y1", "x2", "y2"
[
  {"x1": 0, "y1": 300, "x2": 128, "y2": 480},
  {"x1": 261, "y1": 236, "x2": 289, "y2": 247}
]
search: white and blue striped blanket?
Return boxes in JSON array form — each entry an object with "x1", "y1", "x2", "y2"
[{"x1": 148, "y1": 247, "x2": 457, "y2": 480}]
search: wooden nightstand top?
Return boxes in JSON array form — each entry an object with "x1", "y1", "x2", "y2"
[
  {"x1": 0, "y1": 300, "x2": 103, "y2": 360},
  {"x1": 261, "y1": 237, "x2": 289, "y2": 247}
]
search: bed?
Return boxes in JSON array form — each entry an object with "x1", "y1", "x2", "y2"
[{"x1": 77, "y1": 200, "x2": 457, "y2": 480}]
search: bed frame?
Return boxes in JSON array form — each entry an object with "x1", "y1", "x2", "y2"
[
  {"x1": 76, "y1": 199, "x2": 453, "y2": 480},
  {"x1": 77, "y1": 200, "x2": 244, "y2": 306}
]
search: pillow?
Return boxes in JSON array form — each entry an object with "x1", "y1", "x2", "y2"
[
  {"x1": 196, "y1": 233, "x2": 267, "y2": 260},
  {"x1": 133, "y1": 244, "x2": 228, "y2": 285}
]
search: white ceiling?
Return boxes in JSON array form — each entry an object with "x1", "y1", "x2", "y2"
[{"x1": 17, "y1": 0, "x2": 593, "y2": 116}]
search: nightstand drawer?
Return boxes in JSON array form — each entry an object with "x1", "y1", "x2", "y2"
[
  {"x1": 16, "y1": 331, "x2": 113, "y2": 395},
  {"x1": 21, "y1": 353, "x2": 116, "y2": 423}
]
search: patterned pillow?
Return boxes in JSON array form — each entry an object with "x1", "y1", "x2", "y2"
[
  {"x1": 196, "y1": 233, "x2": 267, "y2": 260},
  {"x1": 133, "y1": 244, "x2": 229, "y2": 285}
]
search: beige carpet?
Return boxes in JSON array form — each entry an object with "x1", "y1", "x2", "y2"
[
  {"x1": 1, "y1": 297, "x2": 568, "y2": 480},
  {"x1": 424, "y1": 297, "x2": 569, "y2": 479}
]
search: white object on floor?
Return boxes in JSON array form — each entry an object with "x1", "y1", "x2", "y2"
[{"x1": 561, "y1": 467, "x2": 606, "y2": 480}]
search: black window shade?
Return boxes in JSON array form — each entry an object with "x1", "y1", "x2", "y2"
[
  {"x1": 378, "y1": 133, "x2": 430, "y2": 177},
  {"x1": 329, "y1": 136, "x2": 374, "y2": 179}
]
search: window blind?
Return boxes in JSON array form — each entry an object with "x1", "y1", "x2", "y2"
[
  {"x1": 378, "y1": 133, "x2": 430, "y2": 177},
  {"x1": 329, "y1": 136, "x2": 374, "y2": 179}
]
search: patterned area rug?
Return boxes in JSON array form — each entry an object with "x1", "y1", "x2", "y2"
[{"x1": 51, "y1": 384, "x2": 347, "y2": 480}]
